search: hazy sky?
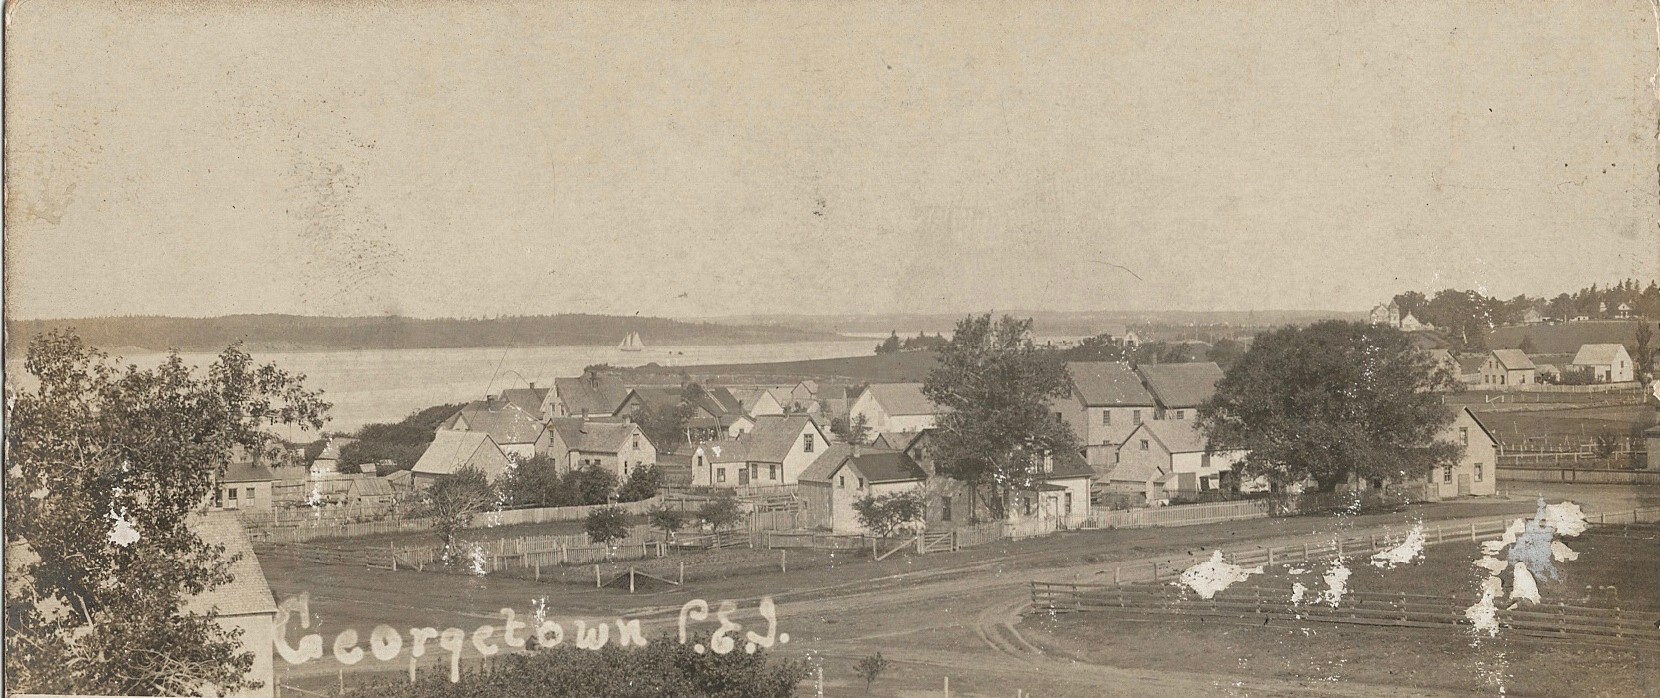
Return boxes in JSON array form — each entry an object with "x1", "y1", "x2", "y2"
[{"x1": 5, "y1": 0, "x2": 1658, "y2": 320}]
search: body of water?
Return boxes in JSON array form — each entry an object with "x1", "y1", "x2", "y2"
[{"x1": 6, "y1": 341, "x2": 876, "y2": 435}]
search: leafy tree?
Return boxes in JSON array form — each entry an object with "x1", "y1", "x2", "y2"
[
  {"x1": 5, "y1": 330, "x2": 330, "y2": 696},
  {"x1": 698, "y1": 492, "x2": 745, "y2": 535},
  {"x1": 1391, "y1": 291, "x2": 1427, "y2": 319},
  {"x1": 854, "y1": 652, "x2": 892, "y2": 694},
  {"x1": 1196, "y1": 321, "x2": 1461, "y2": 492},
  {"x1": 875, "y1": 331, "x2": 901, "y2": 355},
  {"x1": 420, "y1": 467, "x2": 498, "y2": 556},
  {"x1": 922, "y1": 314, "x2": 1079, "y2": 519},
  {"x1": 631, "y1": 398, "x2": 693, "y2": 455},
  {"x1": 851, "y1": 491, "x2": 926, "y2": 539},
  {"x1": 1061, "y1": 332, "x2": 1128, "y2": 362},
  {"x1": 584, "y1": 507, "x2": 633, "y2": 550},
  {"x1": 1634, "y1": 321, "x2": 1655, "y2": 383},
  {"x1": 1207, "y1": 338, "x2": 1248, "y2": 370},
  {"x1": 617, "y1": 464, "x2": 663, "y2": 502},
  {"x1": 339, "y1": 403, "x2": 464, "y2": 473},
  {"x1": 846, "y1": 413, "x2": 871, "y2": 445},
  {"x1": 498, "y1": 455, "x2": 562, "y2": 507},
  {"x1": 646, "y1": 505, "x2": 688, "y2": 540},
  {"x1": 900, "y1": 332, "x2": 949, "y2": 352},
  {"x1": 564, "y1": 465, "x2": 619, "y2": 506},
  {"x1": 343, "y1": 631, "x2": 810, "y2": 698}
]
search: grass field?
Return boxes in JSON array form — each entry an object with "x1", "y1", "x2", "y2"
[
  {"x1": 1022, "y1": 523, "x2": 1660, "y2": 696},
  {"x1": 1473, "y1": 403, "x2": 1659, "y2": 447},
  {"x1": 1485, "y1": 320, "x2": 1640, "y2": 354}
]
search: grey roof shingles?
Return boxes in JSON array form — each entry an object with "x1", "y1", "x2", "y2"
[
  {"x1": 861, "y1": 383, "x2": 942, "y2": 416},
  {"x1": 412, "y1": 430, "x2": 500, "y2": 476},
  {"x1": 554, "y1": 374, "x2": 631, "y2": 416},
  {"x1": 1571, "y1": 344, "x2": 1627, "y2": 367},
  {"x1": 1490, "y1": 349, "x2": 1537, "y2": 371},
  {"x1": 442, "y1": 400, "x2": 547, "y2": 445},
  {"x1": 1136, "y1": 362, "x2": 1224, "y2": 408},
  {"x1": 799, "y1": 444, "x2": 927, "y2": 484},
  {"x1": 186, "y1": 512, "x2": 277, "y2": 618},
  {"x1": 1067, "y1": 362, "x2": 1155, "y2": 406}
]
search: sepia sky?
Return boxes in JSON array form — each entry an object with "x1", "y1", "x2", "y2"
[{"x1": 5, "y1": 0, "x2": 1658, "y2": 320}]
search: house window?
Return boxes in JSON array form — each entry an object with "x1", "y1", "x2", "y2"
[
  {"x1": 1102, "y1": 411, "x2": 1111, "y2": 425},
  {"x1": 857, "y1": 477, "x2": 865, "y2": 490},
  {"x1": 803, "y1": 434, "x2": 815, "y2": 453},
  {"x1": 1174, "y1": 410, "x2": 1185, "y2": 420},
  {"x1": 1133, "y1": 410, "x2": 1142, "y2": 424},
  {"x1": 1443, "y1": 466, "x2": 1453, "y2": 483},
  {"x1": 1064, "y1": 492, "x2": 1074, "y2": 516},
  {"x1": 1475, "y1": 464, "x2": 1484, "y2": 482},
  {"x1": 1114, "y1": 451, "x2": 1121, "y2": 463},
  {"x1": 632, "y1": 436, "x2": 640, "y2": 450},
  {"x1": 1201, "y1": 453, "x2": 1212, "y2": 469},
  {"x1": 245, "y1": 488, "x2": 255, "y2": 500},
  {"x1": 1054, "y1": 411, "x2": 1064, "y2": 422},
  {"x1": 838, "y1": 475, "x2": 845, "y2": 489},
  {"x1": 1459, "y1": 428, "x2": 1468, "y2": 445},
  {"x1": 750, "y1": 464, "x2": 758, "y2": 481},
  {"x1": 717, "y1": 468, "x2": 727, "y2": 483},
  {"x1": 769, "y1": 464, "x2": 778, "y2": 480},
  {"x1": 941, "y1": 496, "x2": 953, "y2": 521},
  {"x1": 213, "y1": 489, "x2": 223, "y2": 508},
  {"x1": 1140, "y1": 439, "x2": 1149, "y2": 451},
  {"x1": 1023, "y1": 496, "x2": 1035, "y2": 517},
  {"x1": 227, "y1": 488, "x2": 238, "y2": 502}
]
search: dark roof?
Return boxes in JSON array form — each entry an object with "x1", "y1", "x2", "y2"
[
  {"x1": 1067, "y1": 362, "x2": 1155, "y2": 406},
  {"x1": 1136, "y1": 362, "x2": 1223, "y2": 408},
  {"x1": 873, "y1": 431, "x2": 927, "y2": 451},
  {"x1": 1037, "y1": 447, "x2": 1094, "y2": 480},
  {"x1": 220, "y1": 461, "x2": 275, "y2": 484},
  {"x1": 799, "y1": 444, "x2": 927, "y2": 484},
  {"x1": 695, "y1": 387, "x2": 744, "y2": 416},
  {"x1": 441, "y1": 399, "x2": 547, "y2": 445},
  {"x1": 554, "y1": 373, "x2": 631, "y2": 416},
  {"x1": 549, "y1": 418, "x2": 644, "y2": 453},
  {"x1": 499, "y1": 386, "x2": 550, "y2": 415}
]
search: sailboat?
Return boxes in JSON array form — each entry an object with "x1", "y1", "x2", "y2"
[{"x1": 618, "y1": 331, "x2": 644, "y2": 352}]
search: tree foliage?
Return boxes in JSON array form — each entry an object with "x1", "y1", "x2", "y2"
[
  {"x1": 854, "y1": 652, "x2": 892, "y2": 694},
  {"x1": 339, "y1": 403, "x2": 464, "y2": 474},
  {"x1": 343, "y1": 632, "x2": 810, "y2": 698},
  {"x1": 420, "y1": 467, "x2": 499, "y2": 555},
  {"x1": 584, "y1": 507, "x2": 633, "y2": 548},
  {"x1": 500, "y1": 462, "x2": 618, "y2": 508},
  {"x1": 1196, "y1": 321, "x2": 1462, "y2": 492},
  {"x1": 851, "y1": 491, "x2": 926, "y2": 539},
  {"x1": 646, "y1": 505, "x2": 688, "y2": 539},
  {"x1": 922, "y1": 314, "x2": 1079, "y2": 519},
  {"x1": 874, "y1": 331, "x2": 902, "y2": 355},
  {"x1": 698, "y1": 492, "x2": 745, "y2": 533},
  {"x1": 1206, "y1": 338, "x2": 1248, "y2": 370},
  {"x1": 4, "y1": 330, "x2": 330, "y2": 696},
  {"x1": 617, "y1": 464, "x2": 663, "y2": 503},
  {"x1": 631, "y1": 398, "x2": 693, "y2": 455}
]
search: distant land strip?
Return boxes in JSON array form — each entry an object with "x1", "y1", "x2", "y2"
[{"x1": 2, "y1": 314, "x2": 849, "y2": 355}]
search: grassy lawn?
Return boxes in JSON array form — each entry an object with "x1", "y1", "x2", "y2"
[
  {"x1": 1475, "y1": 403, "x2": 1659, "y2": 444},
  {"x1": 1020, "y1": 523, "x2": 1660, "y2": 697}
]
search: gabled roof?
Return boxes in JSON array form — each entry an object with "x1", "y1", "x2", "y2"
[
  {"x1": 1136, "y1": 362, "x2": 1223, "y2": 408},
  {"x1": 1489, "y1": 349, "x2": 1536, "y2": 371},
  {"x1": 694, "y1": 438, "x2": 750, "y2": 464},
  {"x1": 351, "y1": 474, "x2": 397, "y2": 498},
  {"x1": 1035, "y1": 447, "x2": 1094, "y2": 480},
  {"x1": 412, "y1": 431, "x2": 501, "y2": 476},
  {"x1": 1460, "y1": 407, "x2": 1499, "y2": 446},
  {"x1": 692, "y1": 387, "x2": 744, "y2": 416},
  {"x1": 873, "y1": 430, "x2": 927, "y2": 452},
  {"x1": 1131, "y1": 419, "x2": 1211, "y2": 454},
  {"x1": 441, "y1": 399, "x2": 547, "y2": 445},
  {"x1": 554, "y1": 373, "x2": 630, "y2": 416},
  {"x1": 1572, "y1": 343, "x2": 1629, "y2": 367},
  {"x1": 1105, "y1": 457, "x2": 1167, "y2": 484},
  {"x1": 799, "y1": 444, "x2": 927, "y2": 484},
  {"x1": 1456, "y1": 354, "x2": 1486, "y2": 376},
  {"x1": 499, "y1": 386, "x2": 551, "y2": 415},
  {"x1": 744, "y1": 415, "x2": 820, "y2": 462},
  {"x1": 220, "y1": 460, "x2": 276, "y2": 484},
  {"x1": 549, "y1": 418, "x2": 645, "y2": 453},
  {"x1": 622, "y1": 387, "x2": 685, "y2": 413},
  {"x1": 859, "y1": 383, "x2": 941, "y2": 416},
  {"x1": 385, "y1": 470, "x2": 414, "y2": 487},
  {"x1": 186, "y1": 513, "x2": 276, "y2": 618},
  {"x1": 1067, "y1": 362, "x2": 1155, "y2": 406}
]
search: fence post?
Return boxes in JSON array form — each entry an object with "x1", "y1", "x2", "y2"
[
  {"x1": 596, "y1": 564, "x2": 601, "y2": 588},
  {"x1": 1437, "y1": 525, "x2": 1444, "y2": 544},
  {"x1": 1267, "y1": 547, "x2": 1274, "y2": 566},
  {"x1": 1114, "y1": 566, "x2": 1121, "y2": 586},
  {"x1": 781, "y1": 549, "x2": 787, "y2": 573}
]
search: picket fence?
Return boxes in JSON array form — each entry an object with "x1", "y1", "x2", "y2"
[
  {"x1": 1496, "y1": 466, "x2": 1660, "y2": 485},
  {"x1": 243, "y1": 496, "x2": 667, "y2": 544}
]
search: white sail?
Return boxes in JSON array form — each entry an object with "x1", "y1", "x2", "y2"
[{"x1": 619, "y1": 331, "x2": 644, "y2": 351}]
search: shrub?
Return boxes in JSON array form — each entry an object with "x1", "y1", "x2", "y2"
[{"x1": 585, "y1": 506, "x2": 633, "y2": 549}]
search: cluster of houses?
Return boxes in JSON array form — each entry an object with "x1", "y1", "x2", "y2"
[{"x1": 1438, "y1": 343, "x2": 1638, "y2": 387}]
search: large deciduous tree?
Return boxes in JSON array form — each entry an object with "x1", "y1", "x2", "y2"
[
  {"x1": 420, "y1": 466, "x2": 499, "y2": 557},
  {"x1": 5, "y1": 330, "x2": 330, "y2": 695},
  {"x1": 1196, "y1": 321, "x2": 1461, "y2": 492},
  {"x1": 922, "y1": 314, "x2": 1078, "y2": 519}
]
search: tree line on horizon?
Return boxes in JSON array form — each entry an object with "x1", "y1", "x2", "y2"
[
  {"x1": 1390, "y1": 278, "x2": 1659, "y2": 350},
  {"x1": 1, "y1": 313, "x2": 842, "y2": 355}
]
